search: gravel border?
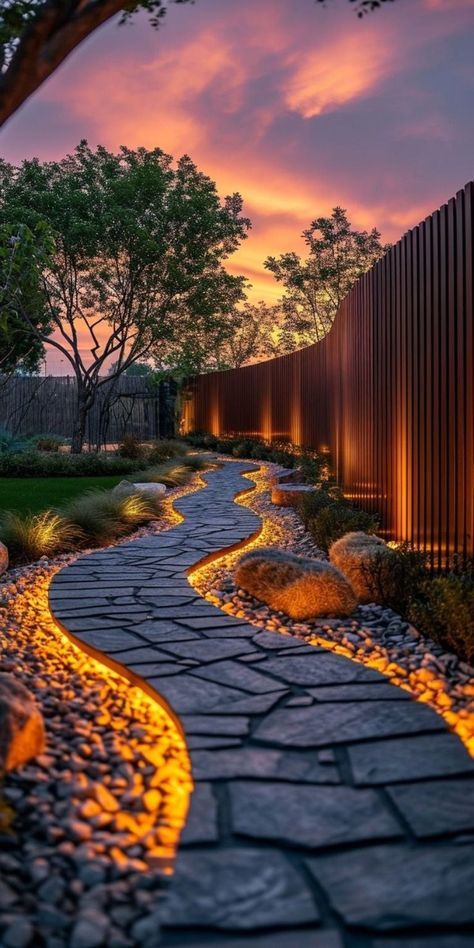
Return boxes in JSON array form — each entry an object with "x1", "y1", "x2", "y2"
[
  {"x1": 190, "y1": 461, "x2": 474, "y2": 755},
  {"x1": 0, "y1": 476, "x2": 207, "y2": 948}
]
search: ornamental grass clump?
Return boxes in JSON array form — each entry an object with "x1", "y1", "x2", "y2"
[
  {"x1": 235, "y1": 547, "x2": 356, "y2": 620},
  {"x1": 60, "y1": 489, "x2": 162, "y2": 544},
  {"x1": 0, "y1": 510, "x2": 78, "y2": 563},
  {"x1": 329, "y1": 531, "x2": 395, "y2": 603}
]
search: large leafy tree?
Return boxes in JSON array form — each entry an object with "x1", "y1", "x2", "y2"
[
  {"x1": 0, "y1": 0, "x2": 396, "y2": 127},
  {"x1": 154, "y1": 300, "x2": 281, "y2": 375},
  {"x1": 0, "y1": 141, "x2": 250, "y2": 451},
  {"x1": 0, "y1": 219, "x2": 52, "y2": 376},
  {"x1": 265, "y1": 207, "x2": 389, "y2": 349}
]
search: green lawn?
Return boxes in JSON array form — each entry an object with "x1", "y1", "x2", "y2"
[{"x1": 0, "y1": 475, "x2": 128, "y2": 515}]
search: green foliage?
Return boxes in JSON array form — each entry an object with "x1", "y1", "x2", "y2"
[
  {"x1": 0, "y1": 509, "x2": 78, "y2": 562},
  {"x1": 0, "y1": 450, "x2": 150, "y2": 478},
  {"x1": 0, "y1": 142, "x2": 250, "y2": 451},
  {"x1": 307, "y1": 504, "x2": 379, "y2": 553},
  {"x1": 118, "y1": 435, "x2": 145, "y2": 460},
  {"x1": 29, "y1": 434, "x2": 63, "y2": 452},
  {"x1": 358, "y1": 543, "x2": 428, "y2": 613},
  {"x1": 0, "y1": 220, "x2": 52, "y2": 374},
  {"x1": 265, "y1": 207, "x2": 389, "y2": 349},
  {"x1": 61, "y1": 489, "x2": 162, "y2": 544},
  {"x1": 297, "y1": 489, "x2": 335, "y2": 526},
  {"x1": 409, "y1": 573, "x2": 474, "y2": 664},
  {"x1": 0, "y1": 428, "x2": 28, "y2": 454},
  {"x1": 147, "y1": 439, "x2": 184, "y2": 464}
]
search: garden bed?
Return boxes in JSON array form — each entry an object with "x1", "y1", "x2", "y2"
[
  {"x1": 191, "y1": 461, "x2": 474, "y2": 754},
  {"x1": 0, "y1": 474, "x2": 208, "y2": 946}
]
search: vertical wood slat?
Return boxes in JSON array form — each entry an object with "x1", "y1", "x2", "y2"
[{"x1": 185, "y1": 180, "x2": 474, "y2": 564}]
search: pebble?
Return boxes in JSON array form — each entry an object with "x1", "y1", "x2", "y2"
[
  {"x1": 190, "y1": 460, "x2": 474, "y2": 751},
  {"x1": 0, "y1": 482, "x2": 195, "y2": 945}
]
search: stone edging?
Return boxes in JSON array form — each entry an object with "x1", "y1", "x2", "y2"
[{"x1": 49, "y1": 462, "x2": 474, "y2": 946}]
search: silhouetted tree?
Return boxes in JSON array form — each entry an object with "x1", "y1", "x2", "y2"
[{"x1": 265, "y1": 207, "x2": 389, "y2": 348}]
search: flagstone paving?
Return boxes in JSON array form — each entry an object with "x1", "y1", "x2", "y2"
[{"x1": 49, "y1": 461, "x2": 474, "y2": 947}]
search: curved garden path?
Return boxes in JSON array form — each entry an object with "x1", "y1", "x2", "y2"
[{"x1": 49, "y1": 461, "x2": 474, "y2": 947}]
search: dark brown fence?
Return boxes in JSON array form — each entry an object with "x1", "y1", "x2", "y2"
[
  {"x1": 0, "y1": 375, "x2": 177, "y2": 446},
  {"x1": 184, "y1": 180, "x2": 474, "y2": 565}
]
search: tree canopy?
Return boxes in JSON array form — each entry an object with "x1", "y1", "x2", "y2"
[
  {"x1": 0, "y1": 141, "x2": 250, "y2": 449},
  {"x1": 265, "y1": 207, "x2": 389, "y2": 349},
  {"x1": 0, "y1": 0, "x2": 397, "y2": 126}
]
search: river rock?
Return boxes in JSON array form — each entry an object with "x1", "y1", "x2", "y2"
[
  {"x1": 0, "y1": 674, "x2": 45, "y2": 771},
  {"x1": 114, "y1": 480, "x2": 166, "y2": 498},
  {"x1": 271, "y1": 484, "x2": 318, "y2": 507},
  {"x1": 235, "y1": 547, "x2": 356, "y2": 620},
  {"x1": 0, "y1": 540, "x2": 8, "y2": 574}
]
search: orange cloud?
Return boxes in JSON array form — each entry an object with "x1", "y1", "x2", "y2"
[{"x1": 284, "y1": 31, "x2": 395, "y2": 118}]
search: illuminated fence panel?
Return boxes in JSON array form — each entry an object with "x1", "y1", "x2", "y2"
[{"x1": 185, "y1": 181, "x2": 474, "y2": 563}]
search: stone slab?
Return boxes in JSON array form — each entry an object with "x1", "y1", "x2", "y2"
[
  {"x1": 191, "y1": 748, "x2": 340, "y2": 783},
  {"x1": 160, "y1": 848, "x2": 320, "y2": 930},
  {"x1": 347, "y1": 732, "x2": 474, "y2": 784},
  {"x1": 252, "y1": 700, "x2": 445, "y2": 748},
  {"x1": 387, "y1": 777, "x2": 474, "y2": 837},
  {"x1": 180, "y1": 715, "x2": 250, "y2": 737},
  {"x1": 307, "y1": 842, "x2": 474, "y2": 928},
  {"x1": 258, "y1": 653, "x2": 384, "y2": 686},
  {"x1": 229, "y1": 781, "x2": 401, "y2": 848},
  {"x1": 179, "y1": 783, "x2": 219, "y2": 845}
]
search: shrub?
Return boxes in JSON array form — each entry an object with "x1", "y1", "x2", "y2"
[
  {"x1": 118, "y1": 435, "x2": 144, "y2": 459},
  {"x1": 0, "y1": 429, "x2": 28, "y2": 454},
  {"x1": 235, "y1": 547, "x2": 356, "y2": 619},
  {"x1": 409, "y1": 573, "x2": 474, "y2": 664},
  {"x1": 0, "y1": 451, "x2": 150, "y2": 478},
  {"x1": 297, "y1": 489, "x2": 336, "y2": 526},
  {"x1": 299, "y1": 453, "x2": 324, "y2": 485},
  {"x1": 147, "y1": 439, "x2": 184, "y2": 464},
  {"x1": 29, "y1": 434, "x2": 64, "y2": 453},
  {"x1": 0, "y1": 510, "x2": 78, "y2": 563},
  {"x1": 360, "y1": 543, "x2": 428, "y2": 614},
  {"x1": 306, "y1": 503, "x2": 379, "y2": 553}
]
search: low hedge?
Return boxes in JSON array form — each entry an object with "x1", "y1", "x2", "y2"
[{"x1": 0, "y1": 451, "x2": 152, "y2": 478}]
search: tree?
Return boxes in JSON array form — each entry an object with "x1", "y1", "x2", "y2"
[
  {"x1": 213, "y1": 301, "x2": 282, "y2": 369},
  {"x1": 0, "y1": 219, "x2": 52, "y2": 376},
  {"x1": 0, "y1": 0, "x2": 397, "y2": 127},
  {"x1": 265, "y1": 207, "x2": 389, "y2": 349},
  {"x1": 0, "y1": 141, "x2": 250, "y2": 451}
]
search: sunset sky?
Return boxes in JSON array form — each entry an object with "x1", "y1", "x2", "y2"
[{"x1": 2, "y1": 0, "x2": 474, "y2": 371}]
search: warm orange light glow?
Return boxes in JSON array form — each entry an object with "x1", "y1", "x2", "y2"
[{"x1": 189, "y1": 462, "x2": 474, "y2": 757}]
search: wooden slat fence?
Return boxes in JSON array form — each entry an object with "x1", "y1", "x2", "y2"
[
  {"x1": 0, "y1": 376, "x2": 177, "y2": 446},
  {"x1": 183, "y1": 181, "x2": 474, "y2": 565}
]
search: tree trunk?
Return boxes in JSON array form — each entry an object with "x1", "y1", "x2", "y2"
[{"x1": 71, "y1": 396, "x2": 89, "y2": 454}]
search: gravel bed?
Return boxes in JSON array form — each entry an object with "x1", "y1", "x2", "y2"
[
  {"x1": 191, "y1": 462, "x2": 474, "y2": 755},
  {"x1": 0, "y1": 479, "x2": 201, "y2": 948}
]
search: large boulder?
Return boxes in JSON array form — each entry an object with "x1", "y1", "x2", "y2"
[
  {"x1": 329, "y1": 531, "x2": 395, "y2": 603},
  {"x1": 114, "y1": 480, "x2": 166, "y2": 498},
  {"x1": 0, "y1": 541, "x2": 8, "y2": 575},
  {"x1": 0, "y1": 674, "x2": 45, "y2": 772},
  {"x1": 271, "y1": 484, "x2": 318, "y2": 508},
  {"x1": 270, "y1": 467, "x2": 305, "y2": 487},
  {"x1": 235, "y1": 547, "x2": 356, "y2": 620}
]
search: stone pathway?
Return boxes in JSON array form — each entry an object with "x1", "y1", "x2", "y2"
[{"x1": 49, "y1": 462, "x2": 474, "y2": 947}]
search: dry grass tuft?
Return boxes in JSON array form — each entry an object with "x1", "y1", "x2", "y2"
[{"x1": 235, "y1": 546, "x2": 356, "y2": 620}]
